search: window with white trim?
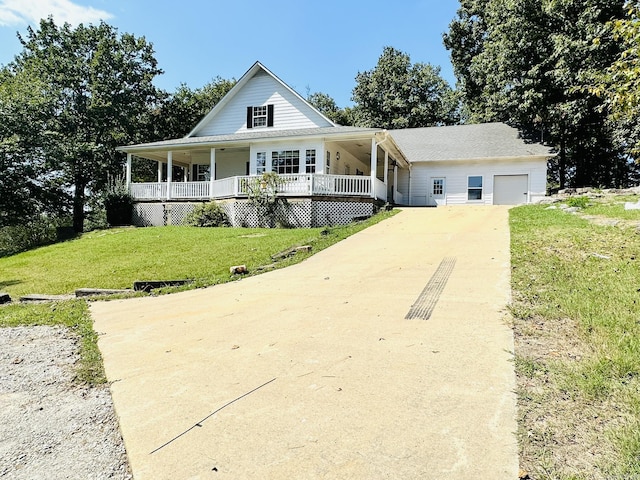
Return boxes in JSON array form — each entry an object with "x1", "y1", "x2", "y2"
[
  {"x1": 253, "y1": 106, "x2": 267, "y2": 127},
  {"x1": 467, "y1": 176, "x2": 483, "y2": 200},
  {"x1": 196, "y1": 164, "x2": 210, "y2": 181},
  {"x1": 325, "y1": 151, "x2": 331, "y2": 174},
  {"x1": 272, "y1": 150, "x2": 300, "y2": 174},
  {"x1": 256, "y1": 152, "x2": 266, "y2": 174},
  {"x1": 433, "y1": 178, "x2": 444, "y2": 195},
  {"x1": 305, "y1": 149, "x2": 316, "y2": 174}
]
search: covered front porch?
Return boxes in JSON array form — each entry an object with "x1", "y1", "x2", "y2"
[{"x1": 122, "y1": 133, "x2": 408, "y2": 205}]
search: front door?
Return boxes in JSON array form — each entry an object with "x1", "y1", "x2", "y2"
[{"x1": 429, "y1": 177, "x2": 446, "y2": 206}]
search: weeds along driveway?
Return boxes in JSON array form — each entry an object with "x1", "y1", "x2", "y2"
[{"x1": 91, "y1": 206, "x2": 517, "y2": 479}]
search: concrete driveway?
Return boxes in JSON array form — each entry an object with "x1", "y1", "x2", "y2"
[{"x1": 91, "y1": 206, "x2": 517, "y2": 479}]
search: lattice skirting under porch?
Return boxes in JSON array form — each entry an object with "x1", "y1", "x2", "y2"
[{"x1": 132, "y1": 199, "x2": 374, "y2": 228}]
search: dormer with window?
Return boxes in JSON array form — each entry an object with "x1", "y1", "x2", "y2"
[{"x1": 247, "y1": 104, "x2": 274, "y2": 129}]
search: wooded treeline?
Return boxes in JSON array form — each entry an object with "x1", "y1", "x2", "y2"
[{"x1": 2, "y1": 2, "x2": 640, "y2": 233}]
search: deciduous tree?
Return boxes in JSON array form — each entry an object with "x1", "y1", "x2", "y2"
[
  {"x1": 306, "y1": 91, "x2": 354, "y2": 125},
  {"x1": 5, "y1": 18, "x2": 164, "y2": 231},
  {"x1": 351, "y1": 46, "x2": 459, "y2": 129},
  {"x1": 445, "y1": 0, "x2": 629, "y2": 188}
]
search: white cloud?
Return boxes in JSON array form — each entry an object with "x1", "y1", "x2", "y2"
[{"x1": 0, "y1": 0, "x2": 113, "y2": 27}]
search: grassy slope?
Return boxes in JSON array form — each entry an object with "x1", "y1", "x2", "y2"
[
  {"x1": 510, "y1": 203, "x2": 640, "y2": 479},
  {"x1": 0, "y1": 212, "x2": 396, "y2": 385}
]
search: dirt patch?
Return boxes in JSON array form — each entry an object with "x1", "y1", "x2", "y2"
[
  {"x1": 513, "y1": 315, "x2": 624, "y2": 479},
  {"x1": 0, "y1": 325, "x2": 131, "y2": 479}
]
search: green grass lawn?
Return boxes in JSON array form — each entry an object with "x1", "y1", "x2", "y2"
[
  {"x1": 0, "y1": 215, "x2": 394, "y2": 297},
  {"x1": 0, "y1": 211, "x2": 396, "y2": 384},
  {"x1": 510, "y1": 203, "x2": 640, "y2": 478}
]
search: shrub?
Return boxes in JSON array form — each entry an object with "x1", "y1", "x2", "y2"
[
  {"x1": 245, "y1": 172, "x2": 286, "y2": 227},
  {"x1": 184, "y1": 201, "x2": 230, "y2": 227},
  {"x1": 104, "y1": 175, "x2": 133, "y2": 226},
  {"x1": 565, "y1": 196, "x2": 590, "y2": 209},
  {"x1": 0, "y1": 217, "x2": 60, "y2": 258}
]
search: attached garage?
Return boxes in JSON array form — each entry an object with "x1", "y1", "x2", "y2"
[
  {"x1": 389, "y1": 123, "x2": 554, "y2": 206},
  {"x1": 493, "y1": 174, "x2": 529, "y2": 205}
]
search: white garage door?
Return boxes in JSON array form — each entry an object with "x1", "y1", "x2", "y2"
[{"x1": 493, "y1": 175, "x2": 529, "y2": 205}]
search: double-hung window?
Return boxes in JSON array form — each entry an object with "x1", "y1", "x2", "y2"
[
  {"x1": 196, "y1": 164, "x2": 210, "y2": 181},
  {"x1": 272, "y1": 150, "x2": 300, "y2": 174},
  {"x1": 252, "y1": 106, "x2": 267, "y2": 127},
  {"x1": 305, "y1": 149, "x2": 316, "y2": 173},
  {"x1": 467, "y1": 176, "x2": 483, "y2": 200},
  {"x1": 247, "y1": 104, "x2": 274, "y2": 128},
  {"x1": 256, "y1": 152, "x2": 266, "y2": 174}
]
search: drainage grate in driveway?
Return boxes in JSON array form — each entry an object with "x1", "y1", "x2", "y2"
[{"x1": 405, "y1": 257, "x2": 457, "y2": 320}]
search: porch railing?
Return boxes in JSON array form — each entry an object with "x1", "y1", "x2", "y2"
[
  {"x1": 374, "y1": 178, "x2": 387, "y2": 202},
  {"x1": 130, "y1": 182, "x2": 167, "y2": 200},
  {"x1": 171, "y1": 181, "x2": 210, "y2": 199},
  {"x1": 129, "y1": 174, "x2": 382, "y2": 201}
]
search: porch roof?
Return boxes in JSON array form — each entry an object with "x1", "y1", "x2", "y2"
[
  {"x1": 117, "y1": 126, "x2": 383, "y2": 153},
  {"x1": 118, "y1": 126, "x2": 410, "y2": 168}
]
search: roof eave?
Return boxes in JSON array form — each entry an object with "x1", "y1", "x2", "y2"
[
  {"x1": 117, "y1": 128, "x2": 383, "y2": 153},
  {"x1": 408, "y1": 153, "x2": 556, "y2": 163}
]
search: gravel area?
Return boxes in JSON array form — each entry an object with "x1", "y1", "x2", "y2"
[{"x1": 0, "y1": 325, "x2": 131, "y2": 479}]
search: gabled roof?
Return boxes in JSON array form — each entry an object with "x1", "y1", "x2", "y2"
[
  {"x1": 389, "y1": 123, "x2": 554, "y2": 162},
  {"x1": 187, "y1": 61, "x2": 337, "y2": 137}
]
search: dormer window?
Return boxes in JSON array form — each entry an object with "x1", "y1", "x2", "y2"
[{"x1": 247, "y1": 104, "x2": 274, "y2": 129}]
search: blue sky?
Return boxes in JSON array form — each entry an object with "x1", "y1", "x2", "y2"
[{"x1": 0, "y1": 0, "x2": 461, "y2": 107}]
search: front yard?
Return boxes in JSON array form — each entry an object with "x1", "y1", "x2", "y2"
[{"x1": 511, "y1": 196, "x2": 640, "y2": 479}]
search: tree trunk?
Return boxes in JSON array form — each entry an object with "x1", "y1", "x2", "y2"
[
  {"x1": 559, "y1": 129, "x2": 566, "y2": 189},
  {"x1": 73, "y1": 178, "x2": 85, "y2": 233}
]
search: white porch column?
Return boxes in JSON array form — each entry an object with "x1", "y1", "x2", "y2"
[
  {"x1": 183, "y1": 166, "x2": 188, "y2": 182},
  {"x1": 157, "y1": 161, "x2": 162, "y2": 183},
  {"x1": 167, "y1": 151, "x2": 173, "y2": 200},
  {"x1": 125, "y1": 153, "x2": 132, "y2": 189},
  {"x1": 370, "y1": 138, "x2": 377, "y2": 198},
  {"x1": 383, "y1": 151, "x2": 389, "y2": 185},
  {"x1": 209, "y1": 148, "x2": 216, "y2": 199},
  {"x1": 393, "y1": 163, "x2": 399, "y2": 204}
]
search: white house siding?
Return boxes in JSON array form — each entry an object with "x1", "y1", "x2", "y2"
[
  {"x1": 401, "y1": 158, "x2": 547, "y2": 206},
  {"x1": 216, "y1": 149, "x2": 250, "y2": 178},
  {"x1": 193, "y1": 71, "x2": 332, "y2": 136},
  {"x1": 188, "y1": 149, "x2": 248, "y2": 179},
  {"x1": 397, "y1": 168, "x2": 410, "y2": 203},
  {"x1": 324, "y1": 142, "x2": 371, "y2": 176}
]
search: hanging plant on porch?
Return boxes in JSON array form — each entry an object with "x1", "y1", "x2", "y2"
[
  {"x1": 104, "y1": 174, "x2": 133, "y2": 226},
  {"x1": 245, "y1": 172, "x2": 287, "y2": 227}
]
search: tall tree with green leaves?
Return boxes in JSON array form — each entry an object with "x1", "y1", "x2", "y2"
[
  {"x1": 444, "y1": 0, "x2": 628, "y2": 188},
  {"x1": 351, "y1": 46, "x2": 459, "y2": 129},
  {"x1": 153, "y1": 77, "x2": 236, "y2": 140},
  {"x1": 4, "y1": 18, "x2": 164, "y2": 232},
  {"x1": 0, "y1": 67, "x2": 65, "y2": 226},
  {"x1": 589, "y1": 3, "x2": 640, "y2": 158},
  {"x1": 306, "y1": 91, "x2": 354, "y2": 125}
]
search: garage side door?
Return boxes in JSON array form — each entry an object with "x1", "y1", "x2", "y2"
[{"x1": 493, "y1": 175, "x2": 529, "y2": 205}]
